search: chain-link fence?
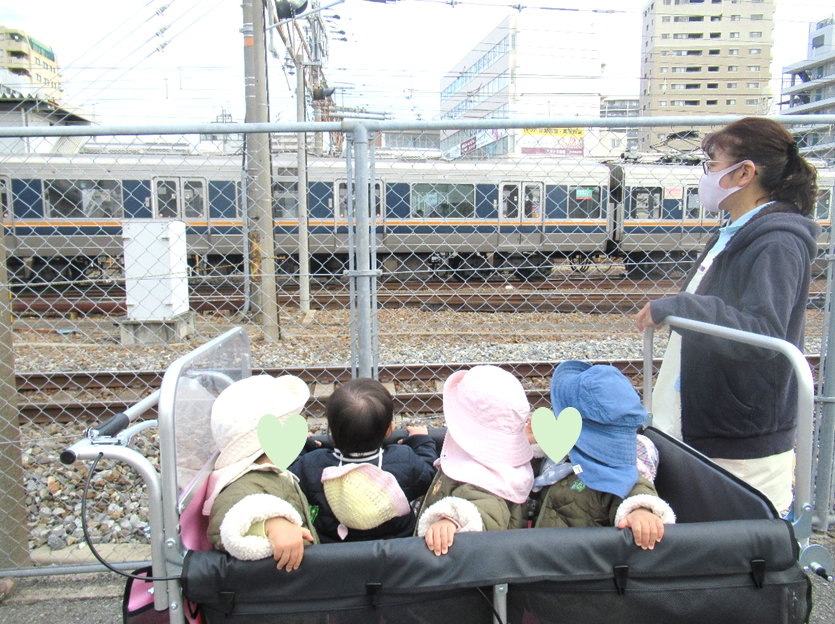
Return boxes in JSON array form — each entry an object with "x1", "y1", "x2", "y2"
[{"x1": 0, "y1": 115, "x2": 833, "y2": 576}]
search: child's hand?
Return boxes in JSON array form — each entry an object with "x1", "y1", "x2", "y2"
[
  {"x1": 618, "y1": 508, "x2": 664, "y2": 550},
  {"x1": 406, "y1": 425, "x2": 429, "y2": 437},
  {"x1": 264, "y1": 517, "x2": 315, "y2": 571},
  {"x1": 524, "y1": 419, "x2": 536, "y2": 445},
  {"x1": 424, "y1": 519, "x2": 457, "y2": 556}
]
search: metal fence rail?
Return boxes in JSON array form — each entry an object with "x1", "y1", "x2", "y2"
[{"x1": 0, "y1": 115, "x2": 833, "y2": 576}]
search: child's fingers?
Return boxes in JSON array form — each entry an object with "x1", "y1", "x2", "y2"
[
  {"x1": 301, "y1": 528, "x2": 314, "y2": 543},
  {"x1": 275, "y1": 546, "x2": 292, "y2": 570}
]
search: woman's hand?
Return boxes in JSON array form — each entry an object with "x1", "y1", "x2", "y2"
[{"x1": 635, "y1": 302, "x2": 662, "y2": 332}]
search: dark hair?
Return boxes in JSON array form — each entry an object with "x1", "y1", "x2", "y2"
[
  {"x1": 701, "y1": 117, "x2": 818, "y2": 217},
  {"x1": 326, "y1": 378, "x2": 393, "y2": 453}
]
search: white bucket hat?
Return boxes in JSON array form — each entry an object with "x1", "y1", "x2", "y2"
[{"x1": 202, "y1": 374, "x2": 310, "y2": 516}]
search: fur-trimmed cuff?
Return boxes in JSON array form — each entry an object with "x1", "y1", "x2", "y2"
[
  {"x1": 530, "y1": 443, "x2": 546, "y2": 459},
  {"x1": 219, "y1": 493, "x2": 303, "y2": 561},
  {"x1": 417, "y1": 496, "x2": 484, "y2": 536},
  {"x1": 614, "y1": 494, "x2": 677, "y2": 527}
]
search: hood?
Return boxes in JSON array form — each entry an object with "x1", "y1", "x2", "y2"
[{"x1": 728, "y1": 202, "x2": 820, "y2": 261}]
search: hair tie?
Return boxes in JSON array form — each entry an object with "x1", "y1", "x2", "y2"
[{"x1": 787, "y1": 141, "x2": 799, "y2": 159}]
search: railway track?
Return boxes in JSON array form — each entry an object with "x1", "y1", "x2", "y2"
[
  {"x1": 17, "y1": 356, "x2": 821, "y2": 424},
  {"x1": 16, "y1": 278, "x2": 827, "y2": 315}
]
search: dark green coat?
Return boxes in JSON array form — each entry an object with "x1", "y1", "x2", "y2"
[
  {"x1": 416, "y1": 468, "x2": 528, "y2": 533},
  {"x1": 534, "y1": 474, "x2": 658, "y2": 529},
  {"x1": 207, "y1": 468, "x2": 319, "y2": 552}
]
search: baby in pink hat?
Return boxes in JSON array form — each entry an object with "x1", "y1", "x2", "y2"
[{"x1": 415, "y1": 365, "x2": 534, "y2": 556}]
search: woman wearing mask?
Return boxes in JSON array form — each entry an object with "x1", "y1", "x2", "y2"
[{"x1": 635, "y1": 117, "x2": 819, "y2": 515}]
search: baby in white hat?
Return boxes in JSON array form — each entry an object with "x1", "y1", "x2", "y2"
[
  {"x1": 204, "y1": 375, "x2": 318, "y2": 571},
  {"x1": 415, "y1": 365, "x2": 535, "y2": 556}
]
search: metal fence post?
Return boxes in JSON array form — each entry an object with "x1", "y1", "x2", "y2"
[
  {"x1": 0, "y1": 226, "x2": 30, "y2": 569},
  {"x1": 352, "y1": 123, "x2": 373, "y2": 378},
  {"x1": 814, "y1": 239, "x2": 835, "y2": 531}
]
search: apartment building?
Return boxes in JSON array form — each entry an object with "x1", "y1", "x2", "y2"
[
  {"x1": 0, "y1": 25, "x2": 62, "y2": 103},
  {"x1": 639, "y1": 0, "x2": 775, "y2": 147},
  {"x1": 780, "y1": 16, "x2": 835, "y2": 160}
]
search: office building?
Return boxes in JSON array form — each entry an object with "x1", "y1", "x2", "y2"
[
  {"x1": 439, "y1": 13, "x2": 602, "y2": 159},
  {"x1": 639, "y1": 0, "x2": 775, "y2": 147}
]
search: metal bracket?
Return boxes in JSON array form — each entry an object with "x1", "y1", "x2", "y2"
[
  {"x1": 342, "y1": 269, "x2": 383, "y2": 278},
  {"x1": 792, "y1": 504, "x2": 814, "y2": 542},
  {"x1": 799, "y1": 544, "x2": 834, "y2": 582}
]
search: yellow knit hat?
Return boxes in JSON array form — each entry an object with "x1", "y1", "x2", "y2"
[{"x1": 321, "y1": 464, "x2": 411, "y2": 539}]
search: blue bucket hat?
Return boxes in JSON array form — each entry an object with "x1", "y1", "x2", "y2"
[{"x1": 550, "y1": 361, "x2": 647, "y2": 499}]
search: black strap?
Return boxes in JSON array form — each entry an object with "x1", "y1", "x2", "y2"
[
  {"x1": 366, "y1": 582, "x2": 382, "y2": 609},
  {"x1": 613, "y1": 565, "x2": 629, "y2": 595},
  {"x1": 750, "y1": 559, "x2": 766, "y2": 589}
]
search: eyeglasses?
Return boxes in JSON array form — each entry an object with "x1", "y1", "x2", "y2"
[{"x1": 701, "y1": 160, "x2": 722, "y2": 174}]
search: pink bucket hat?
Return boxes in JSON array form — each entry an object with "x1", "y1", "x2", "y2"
[{"x1": 443, "y1": 365, "x2": 533, "y2": 467}]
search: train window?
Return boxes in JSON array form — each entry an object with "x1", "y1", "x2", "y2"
[
  {"x1": 412, "y1": 183, "x2": 475, "y2": 218},
  {"x1": 817, "y1": 189, "x2": 831, "y2": 221},
  {"x1": 524, "y1": 184, "x2": 542, "y2": 219},
  {"x1": 567, "y1": 186, "x2": 602, "y2": 219},
  {"x1": 183, "y1": 180, "x2": 206, "y2": 219},
  {"x1": 273, "y1": 181, "x2": 298, "y2": 218},
  {"x1": 628, "y1": 187, "x2": 663, "y2": 219},
  {"x1": 337, "y1": 182, "x2": 383, "y2": 219},
  {"x1": 685, "y1": 187, "x2": 701, "y2": 218},
  {"x1": 0, "y1": 177, "x2": 9, "y2": 219},
  {"x1": 154, "y1": 179, "x2": 178, "y2": 218},
  {"x1": 501, "y1": 184, "x2": 519, "y2": 218},
  {"x1": 44, "y1": 179, "x2": 123, "y2": 219}
]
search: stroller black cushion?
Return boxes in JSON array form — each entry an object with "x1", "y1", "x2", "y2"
[{"x1": 182, "y1": 428, "x2": 811, "y2": 623}]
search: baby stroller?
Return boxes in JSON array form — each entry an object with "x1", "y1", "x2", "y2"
[{"x1": 62, "y1": 318, "x2": 832, "y2": 624}]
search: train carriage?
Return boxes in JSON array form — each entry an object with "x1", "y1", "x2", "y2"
[{"x1": 1, "y1": 152, "x2": 833, "y2": 286}]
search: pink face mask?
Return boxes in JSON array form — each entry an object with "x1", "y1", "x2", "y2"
[{"x1": 698, "y1": 161, "x2": 747, "y2": 213}]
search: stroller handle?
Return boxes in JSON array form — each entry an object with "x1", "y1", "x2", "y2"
[{"x1": 643, "y1": 316, "x2": 815, "y2": 529}]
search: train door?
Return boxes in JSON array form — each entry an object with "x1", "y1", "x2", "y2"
[
  {"x1": 334, "y1": 180, "x2": 383, "y2": 264},
  {"x1": 152, "y1": 178, "x2": 207, "y2": 220},
  {"x1": 682, "y1": 186, "x2": 703, "y2": 252},
  {"x1": 499, "y1": 182, "x2": 543, "y2": 248}
]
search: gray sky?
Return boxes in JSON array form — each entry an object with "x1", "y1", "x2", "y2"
[{"x1": 0, "y1": 0, "x2": 832, "y2": 125}]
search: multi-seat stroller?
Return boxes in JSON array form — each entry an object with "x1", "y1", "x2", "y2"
[{"x1": 63, "y1": 318, "x2": 830, "y2": 623}]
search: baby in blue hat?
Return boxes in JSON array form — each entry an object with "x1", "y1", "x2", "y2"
[{"x1": 531, "y1": 361, "x2": 676, "y2": 550}]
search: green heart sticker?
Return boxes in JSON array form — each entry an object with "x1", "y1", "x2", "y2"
[
  {"x1": 256, "y1": 412, "x2": 308, "y2": 471},
  {"x1": 531, "y1": 406, "x2": 582, "y2": 463}
]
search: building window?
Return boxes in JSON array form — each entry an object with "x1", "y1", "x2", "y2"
[
  {"x1": 661, "y1": 50, "x2": 670, "y2": 56},
  {"x1": 671, "y1": 100, "x2": 685, "y2": 106},
  {"x1": 662, "y1": 33, "x2": 670, "y2": 39},
  {"x1": 747, "y1": 65, "x2": 761, "y2": 72},
  {"x1": 707, "y1": 83, "x2": 718, "y2": 89},
  {"x1": 662, "y1": 16, "x2": 671, "y2": 22},
  {"x1": 729, "y1": 49, "x2": 739, "y2": 55},
  {"x1": 711, "y1": 16, "x2": 721, "y2": 22},
  {"x1": 660, "y1": 67, "x2": 669, "y2": 73},
  {"x1": 745, "y1": 98, "x2": 758, "y2": 105},
  {"x1": 727, "y1": 99, "x2": 736, "y2": 105},
  {"x1": 750, "y1": 31, "x2": 762, "y2": 38},
  {"x1": 708, "y1": 66, "x2": 720, "y2": 72},
  {"x1": 812, "y1": 35, "x2": 825, "y2": 49},
  {"x1": 728, "y1": 65, "x2": 738, "y2": 72},
  {"x1": 684, "y1": 100, "x2": 700, "y2": 106},
  {"x1": 659, "y1": 100, "x2": 668, "y2": 106},
  {"x1": 710, "y1": 32, "x2": 721, "y2": 38},
  {"x1": 706, "y1": 100, "x2": 718, "y2": 105},
  {"x1": 727, "y1": 82, "x2": 737, "y2": 88},
  {"x1": 730, "y1": 32, "x2": 740, "y2": 38},
  {"x1": 708, "y1": 49, "x2": 720, "y2": 55},
  {"x1": 731, "y1": 15, "x2": 741, "y2": 21},
  {"x1": 750, "y1": 48, "x2": 762, "y2": 54},
  {"x1": 751, "y1": 14, "x2": 763, "y2": 21},
  {"x1": 664, "y1": 0, "x2": 671, "y2": 4},
  {"x1": 747, "y1": 82, "x2": 759, "y2": 88}
]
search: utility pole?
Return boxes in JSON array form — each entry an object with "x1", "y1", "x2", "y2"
[
  {"x1": 242, "y1": 0, "x2": 279, "y2": 339},
  {"x1": 296, "y1": 53, "x2": 310, "y2": 313}
]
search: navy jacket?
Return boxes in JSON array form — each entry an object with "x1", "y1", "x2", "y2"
[
  {"x1": 651, "y1": 202, "x2": 819, "y2": 459},
  {"x1": 288, "y1": 435, "x2": 438, "y2": 542}
]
